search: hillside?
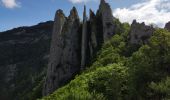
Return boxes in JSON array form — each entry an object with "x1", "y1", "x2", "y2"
[{"x1": 0, "y1": 21, "x2": 53, "y2": 100}]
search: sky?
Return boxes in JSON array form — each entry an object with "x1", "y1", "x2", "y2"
[{"x1": 0, "y1": 0, "x2": 170, "y2": 32}]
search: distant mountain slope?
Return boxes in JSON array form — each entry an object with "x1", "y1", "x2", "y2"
[{"x1": 0, "y1": 21, "x2": 53, "y2": 100}]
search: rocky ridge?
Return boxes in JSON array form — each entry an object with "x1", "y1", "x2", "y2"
[
  {"x1": 42, "y1": 0, "x2": 170, "y2": 97},
  {"x1": 43, "y1": 0, "x2": 117, "y2": 96}
]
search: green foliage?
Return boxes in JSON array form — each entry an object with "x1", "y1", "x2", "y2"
[
  {"x1": 127, "y1": 29, "x2": 170, "y2": 99},
  {"x1": 41, "y1": 63, "x2": 128, "y2": 100},
  {"x1": 88, "y1": 64, "x2": 129, "y2": 100},
  {"x1": 149, "y1": 77, "x2": 170, "y2": 99},
  {"x1": 40, "y1": 27, "x2": 170, "y2": 100},
  {"x1": 40, "y1": 25, "x2": 131, "y2": 100}
]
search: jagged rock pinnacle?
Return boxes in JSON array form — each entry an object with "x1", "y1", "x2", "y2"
[
  {"x1": 81, "y1": 5, "x2": 87, "y2": 71},
  {"x1": 43, "y1": 6, "x2": 81, "y2": 96},
  {"x1": 98, "y1": 0, "x2": 116, "y2": 41},
  {"x1": 69, "y1": 6, "x2": 79, "y2": 20},
  {"x1": 89, "y1": 9, "x2": 95, "y2": 19},
  {"x1": 83, "y1": 5, "x2": 87, "y2": 22},
  {"x1": 55, "y1": 9, "x2": 65, "y2": 19},
  {"x1": 43, "y1": 9, "x2": 66, "y2": 96}
]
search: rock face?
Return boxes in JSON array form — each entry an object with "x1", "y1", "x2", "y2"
[
  {"x1": 165, "y1": 21, "x2": 170, "y2": 32},
  {"x1": 129, "y1": 20, "x2": 154, "y2": 44},
  {"x1": 97, "y1": 0, "x2": 116, "y2": 41},
  {"x1": 43, "y1": 7, "x2": 81, "y2": 95},
  {"x1": 43, "y1": 0, "x2": 118, "y2": 96},
  {"x1": 89, "y1": 9, "x2": 99, "y2": 58}
]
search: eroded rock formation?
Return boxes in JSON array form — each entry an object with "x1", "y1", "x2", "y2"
[
  {"x1": 43, "y1": 7, "x2": 81, "y2": 95},
  {"x1": 129, "y1": 20, "x2": 154, "y2": 44},
  {"x1": 97, "y1": 0, "x2": 116, "y2": 41},
  {"x1": 43, "y1": 0, "x2": 118, "y2": 95}
]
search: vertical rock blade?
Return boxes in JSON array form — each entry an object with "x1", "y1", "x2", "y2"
[
  {"x1": 81, "y1": 5, "x2": 88, "y2": 70},
  {"x1": 43, "y1": 9, "x2": 66, "y2": 96},
  {"x1": 89, "y1": 9, "x2": 98, "y2": 58}
]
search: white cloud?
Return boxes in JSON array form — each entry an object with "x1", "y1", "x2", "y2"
[
  {"x1": 113, "y1": 0, "x2": 170, "y2": 28},
  {"x1": 1, "y1": 0, "x2": 20, "y2": 9},
  {"x1": 68, "y1": 0, "x2": 97, "y2": 4}
]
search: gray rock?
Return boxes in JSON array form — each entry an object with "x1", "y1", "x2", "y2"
[
  {"x1": 165, "y1": 21, "x2": 170, "y2": 32},
  {"x1": 43, "y1": 0, "x2": 119, "y2": 96},
  {"x1": 129, "y1": 20, "x2": 154, "y2": 44},
  {"x1": 89, "y1": 9, "x2": 98, "y2": 58},
  {"x1": 43, "y1": 7, "x2": 81, "y2": 96},
  {"x1": 81, "y1": 6, "x2": 88, "y2": 70},
  {"x1": 97, "y1": 0, "x2": 116, "y2": 41}
]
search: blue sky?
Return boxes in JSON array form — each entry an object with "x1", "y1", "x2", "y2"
[{"x1": 0, "y1": 0, "x2": 170, "y2": 32}]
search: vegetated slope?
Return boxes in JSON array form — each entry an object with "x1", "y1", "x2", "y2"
[
  {"x1": 0, "y1": 21, "x2": 53, "y2": 100},
  {"x1": 41, "y1": 21, "x2": 170, "y2": 100}
]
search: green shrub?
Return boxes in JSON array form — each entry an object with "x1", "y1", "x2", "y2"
[
  {"x1": 149, "y1": 77, "x2": 170, "y2": 99},
  {"x1": 40, "y1": 63, "x2": 128, "y2": 100}
]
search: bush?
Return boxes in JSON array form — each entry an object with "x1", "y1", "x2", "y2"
[
  {"x1": 127, "y1": 29, "x2": 170, "y2": 99},
  {"x1": 40, "y1": 63, "x2": 128, "y2": 100}
]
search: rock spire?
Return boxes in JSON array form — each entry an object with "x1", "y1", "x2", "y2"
[
  {"x1": 98, "y1": 0, "x2": 116, "y2": 41},
  {"x1": 81, "y1": 5, "x2": 88, "y2": 71},
  {"x1": 43, "y1": 7, "x2": 81, "y2": 96}
]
